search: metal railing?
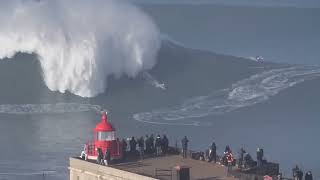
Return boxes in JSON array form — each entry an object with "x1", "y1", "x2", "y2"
[
  {"x1": 86, "y1": 140, "x2": 123, "y2": 158},
  {"x1": 155, "y1": 168, "x2": 173, "y2": 180},
  {"x1": 0, "y1": 170, "x2": 57, "y2": 180}
]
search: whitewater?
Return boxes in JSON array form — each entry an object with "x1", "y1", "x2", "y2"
[
  {"x1": 133, "y1": 65, "x2": 320, "y2": 125},
  {"x1": 0, "y1": 0, "x2": 161, "y2": 97}
]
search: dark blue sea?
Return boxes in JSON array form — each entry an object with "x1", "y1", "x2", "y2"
[{"x1": 0, "y1": 0, "x2": 319, "y2": 179}]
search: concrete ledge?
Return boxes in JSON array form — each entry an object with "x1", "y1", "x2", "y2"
[{"x1": 69, "y1": 158, "x2": 158, "y2": 180}]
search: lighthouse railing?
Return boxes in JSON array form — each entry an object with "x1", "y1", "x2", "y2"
[
  {"x1": 86, "y1": 142, "x2": 96, "y2": 156},
  {"x1": 113, "y1": 140, "x2": 121, "y2": 156},
  {"x1": 85, "y1": 140, "x2": 123, "y2": 159}
]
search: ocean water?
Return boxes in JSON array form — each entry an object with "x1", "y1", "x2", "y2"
[
  {"x1": 0, "y1": 1, "x2": 319, "y2": 180},
  {"x1": 140, "y1": 3, "x2": 320, "y2": 66}
]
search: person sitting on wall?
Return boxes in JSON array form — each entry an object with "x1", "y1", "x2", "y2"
[
  {"x1": 305, "y1": 171, "x2": 313, "y2": 180},
  {"x1": 199, "y1": 152, "x2": 205, "y2": 161},
  {"x1": 80, "y1": 144, "x2": 88, "y2": 160}
]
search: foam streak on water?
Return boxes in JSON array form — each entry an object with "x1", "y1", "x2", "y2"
[
  {"x1": 0, "y1": 103, "x2": 101, "y2": 114},
  {"x1": 133, "y1": 66, "x2": 320, "y2": 126}
]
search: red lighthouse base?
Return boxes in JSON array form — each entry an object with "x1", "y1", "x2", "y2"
[{"x1": 85, "y1": 112, "x2": 123, "y2": 160}]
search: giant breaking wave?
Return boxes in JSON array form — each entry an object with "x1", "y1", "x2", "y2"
[{"x1": 0, "y1": 0, "x2": 161, "y2": 97}]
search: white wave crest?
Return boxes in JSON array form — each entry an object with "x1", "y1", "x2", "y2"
[
  {"x1": 0, "y1": 0, "x2": 161, "y2": 97},
  {"x1": 133, "y1": 66, "x2": 320, "y2": 126},
  {"x1": 0, "y1": 103, "x2": 101, "y2": 114}
]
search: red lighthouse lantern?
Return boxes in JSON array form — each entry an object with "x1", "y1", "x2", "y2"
[{"x1": 86, "y1": 112, "x2": 123, "y2": 160}]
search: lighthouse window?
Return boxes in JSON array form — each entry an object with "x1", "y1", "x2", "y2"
[{"x1": 97, "y1": 131, "x2": 115, "y2": 141}]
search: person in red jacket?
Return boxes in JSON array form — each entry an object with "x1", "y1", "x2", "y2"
[{"x1": 226, "y1": 151, "x2": 234, "y2": 176}]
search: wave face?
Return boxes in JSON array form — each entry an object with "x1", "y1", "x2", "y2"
[
  {"x1": 133, "y1": 65, "x2": 320, "y2": 125},
  {"x1": 0, "y1": 0, "x2": 161, "y2": 97}
]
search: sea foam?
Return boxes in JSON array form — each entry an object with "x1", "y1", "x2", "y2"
[
  {"x1": 133, "y1": 66, "x2": 320, "y2": 126},
  {"x1": 0, "y1": 0, "x2": 161, "y2": 97},
  {"x1": 0, "y1": 103, "x2": 102, "y2": 114}
]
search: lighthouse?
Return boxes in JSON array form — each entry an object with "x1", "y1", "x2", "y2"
[{"x1": 85, "y1": 112, "x2": 123, "y2": 160}]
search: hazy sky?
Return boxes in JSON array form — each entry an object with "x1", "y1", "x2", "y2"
[{"x1": 131, "y1": 0, "x2": 320, "y2": 8}]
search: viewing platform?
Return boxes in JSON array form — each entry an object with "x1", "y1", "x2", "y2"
[
  {"x1": 69, "y1": 112, "x2": 281, "y2": 180},
  {"x1": 69, "y1": 154, "x2": 236, "y2": 180}
]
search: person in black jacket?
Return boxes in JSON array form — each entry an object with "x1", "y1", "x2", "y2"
[
  {"x1": 305, "y1": 171, "x2": 313, "y2": 180},
  {"x1": 224, "y1": 145, "x2": 231, "y2": 154},
  {"x1": 129, "y1": 137, "x2": 137, "y2": 154},
  {"x1": 181, "y1": 136, "x2": 189, "y2": 158},
  {"x1": 161, "y1": 135, "x2": 169, "y2": 155},
  {"x1": 256, "y1": 148, "x2": 264, "y2": 168},
  {"x1": 121, "y1": 138, "x2": 127, "y2": 159},
  {"x1": 297, "y1": 170, "x2": 304, "y2": 180},
  {"x1": 210, "y1": 142, "x2": 217, "y2": 163}
]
